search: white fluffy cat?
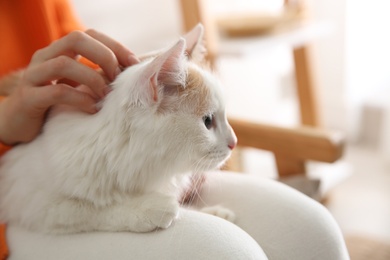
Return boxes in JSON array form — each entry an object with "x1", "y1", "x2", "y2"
[{"x1": 0, "y1": 25, "x2": 237, "y2": 234}]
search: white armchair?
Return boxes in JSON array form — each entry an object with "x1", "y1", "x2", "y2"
[{"x1": 7, "y1": 172, "x2": 349, "y2": 260}]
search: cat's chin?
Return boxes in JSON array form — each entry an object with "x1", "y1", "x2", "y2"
[
  {"x1": 199, "y1": 156, "x2": 231, "y2": 172},
  {"x1": 216, "y1": 160, "x2": 230, "y2": 170}
]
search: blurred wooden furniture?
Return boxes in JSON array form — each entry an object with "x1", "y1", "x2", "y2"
[
  {"x1": 228, "y1": 118, "x2": 344, "y2": 177},
  {"x1": 179, "y1": 0, "x2": 319, "y2": 127},
  {"x1": 178, "y1": 0, "x2": 343, "y2": 178}
]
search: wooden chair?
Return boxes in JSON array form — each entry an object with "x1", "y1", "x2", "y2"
[
  {"x1": 228, "y1": 118, "x2": 344, "y2": 178},
  {"x1": 178, "y1": 0, "x2": 344, "y2": 179},
  {"x1": 179, "y1": 0, "x2": 319, "y2": 126}
]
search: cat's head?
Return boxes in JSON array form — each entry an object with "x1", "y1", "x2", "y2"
[{"x1": 106, "y1": 25, "x2": 237, "y2": 174}]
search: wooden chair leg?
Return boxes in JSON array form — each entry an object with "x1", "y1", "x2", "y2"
[
  {"x1": 293, "y1": 46, "x2": 319, "y2": 127},
  {"x1": 274, "y1": 153, "x2": 306, "y2": 177}
]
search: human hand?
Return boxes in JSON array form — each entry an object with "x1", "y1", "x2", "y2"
[{"x1": 0, "y1": 29, "x2": 139, "y2": 145}]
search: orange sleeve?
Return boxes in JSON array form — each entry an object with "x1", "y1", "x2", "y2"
[
  {"x1": 54, "y1": 0, "x2": 85, "y2": 35},
  {"x1": 0, "y1": 96, "x2": 11, "y2": 260},
  {"x1": 0, "y1": 0, "x2": 85, "y2": 77},
  {"x1": 0, "y1": 1, "x2": 85, "y2": 258},
  {"x1": 0, "y1": 225, "x2": 8, "y2": 260},
  {"x1": 0, "y1": 144, "x2": 12, "y2": 158}
]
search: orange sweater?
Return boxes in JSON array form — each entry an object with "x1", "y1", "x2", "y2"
[{"x1": 0, "y1": 0, "x2": 84, "y2": 258}]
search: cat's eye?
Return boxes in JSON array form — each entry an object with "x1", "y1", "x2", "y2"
[{"x1": 203, "y1": 114, "x2": 214, "y2": 130}]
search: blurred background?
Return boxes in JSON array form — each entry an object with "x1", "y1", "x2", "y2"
[{"x1": 70, "y1": 0, "x2": 390, "y2": 258}]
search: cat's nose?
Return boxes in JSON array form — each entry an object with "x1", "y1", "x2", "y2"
[
  {"x1": 227, "y1": 136, "x2": 237, "y2": 150},
  {"x1": 228, "y1": 142, "x2": 236, "y2": 150},
  {"x1": 227, "y1": 126, "x2": 237, "y2": 150}
]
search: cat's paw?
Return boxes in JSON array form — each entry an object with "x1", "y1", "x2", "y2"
[
  {"x1": 200, "y1": 205, "x2": 236, "y2": 223},
  {"x1": 139, "y1": 194, "x2": 180, "y2": 231}
]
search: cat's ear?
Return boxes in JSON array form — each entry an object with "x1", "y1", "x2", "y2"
[
  {"x1": 142, "y1": 39, "x2": 186, "y2": 103},
  {"x1": 183, "y1": 24, "x2": 206, "y2": 63}
]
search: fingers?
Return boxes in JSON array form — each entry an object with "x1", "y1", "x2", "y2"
[
  {"x1": 0, "y1": 84, "x2": 98, "y2": 145},
  {"x1": 2, "y1": 30, "x2": 137, "y2": 144},
  {"x1": 85, "y1": 29, "x2": 140, "y2": 67},
  {"x1": 31, "y1": 84, "x2": 98, "y2": 114},
  {"x1": 27, "y1": 30, "x2": 139, "y2": 100},
  {"x1": 24, "y1": 56, "x2": 108, "y2": 99},
  {"x1": 31, "y1": 30, "x2": 139, "y2": 82},
  {"x1": 31, "y1": 31, "x2": 120, "y2": 81}
]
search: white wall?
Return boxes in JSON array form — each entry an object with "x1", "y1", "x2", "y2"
[
  {"x1": 344, "y1": 0, "x2": 390, "y2": 163},
  {"x1": 71, "y1": 0, "x2": 183, "y2": 54},
  {"x1": 305, "y1": 0, "x2": 348, "y2": 132}
]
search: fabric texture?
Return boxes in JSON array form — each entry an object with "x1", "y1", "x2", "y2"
[
  {"x1": 7, "y1": 210, "x2": 266, "y2": 260},
  {"x1": 6, "y1": 172, "x2": 349, "y2": 260},
  {"x1": 194, "y1": 172, "x2": 350, "y2": 259},
  {"x1": 0, "y1": 0, "x2": 84, "y2": 77}
]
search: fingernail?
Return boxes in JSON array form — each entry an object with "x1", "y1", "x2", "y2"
[
  {"x1": 91, "y1": 107, "x2": 99, "y2": 114},
  {"x1": 128, "y1": 55, "x2": 140, "y2": 65},
  {"x1": 88, "y1": 104, "x2": 98, "y2": 114},
  {"x1": 95, "y1": 102, "x2": 103, "y2": 112}
]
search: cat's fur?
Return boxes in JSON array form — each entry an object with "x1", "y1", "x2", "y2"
[{"x1": 0, "y1": 25, "x2": 237, "y2": 234}]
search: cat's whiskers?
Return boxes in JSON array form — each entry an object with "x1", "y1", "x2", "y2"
[
  {"x1": 188, "y1": 156, "x2": 223, "y2": 208},
  {"x1": 190, "y1": 153, "x2": 208, "y2": 173},
  {"x1": 187, "y1": 174, "x2": 206, "y2": 206}
]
